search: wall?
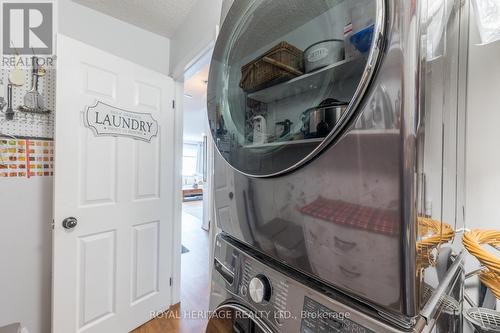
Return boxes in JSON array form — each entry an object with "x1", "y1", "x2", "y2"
[
  {"x1": 0, "y1": 179, "x2": 53, "y2": 333},
  {"x1": 183, "y1": 110, "x2": 207, "y2": 142},
  {"x1": 464, "y1": 7, "x2": 500, "y2": 326},
  {"x1": 0, "y1": 64, "x2": 56, "y2": 333},
  {"x1": 58, "y1": 0, "x2": 171, "y2": 75},
  {"x1": 1, "y1": 2, "x2": 172, "y2": 332},
  {"x1": 466, "y1": 9, "x2": 500, "y2": 231},
  {"x1": 169, "y1": 0, "x2": 222, "y2": 79}
]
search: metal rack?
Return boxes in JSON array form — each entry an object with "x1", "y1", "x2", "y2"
[{"x1": 0, "y1": 61, "x2": 56, "y2": 139}]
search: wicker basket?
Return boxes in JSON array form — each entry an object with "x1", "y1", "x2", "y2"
[{"x1": 240, "y1": 41, "x2": 304, "y2": 93}]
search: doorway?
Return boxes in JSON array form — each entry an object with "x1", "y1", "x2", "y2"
[{"x1": 180, "y1": 48, "x2": 213, "y2": 331}]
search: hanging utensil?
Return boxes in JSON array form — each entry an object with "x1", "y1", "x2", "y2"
[
  {"x1": 37, "y1": 67, "x2": 47, "y2": 77},
  {"x1": 0, "y1": 82, "x2": 6, "y2": 112},
  {"x1": 9, "y1": 57, "x2": 25, "y2": 86},
  {"x1": 21, "y1": 56, "x2": 45, "y2": 112},
  {"x1": 5, "y1": 84, "x2": 14, "y2": 120},
  {"x1": 9, "y1": 46, "x2": 26, "y2": 86},
  {"x1": 31, "y1": 49, "x2": 47, "y2": 77}
]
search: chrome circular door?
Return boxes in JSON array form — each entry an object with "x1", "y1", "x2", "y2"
[
  {"x1": 206, "y1": 304, "x2": 273, "y2": 333},
  {"x1": 207, "y1": 0, "x2": 385, "y2": 177}
]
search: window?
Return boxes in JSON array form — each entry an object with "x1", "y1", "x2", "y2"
[{"x1": 182, "y1": 143, "x2": 200, "y2": 176}]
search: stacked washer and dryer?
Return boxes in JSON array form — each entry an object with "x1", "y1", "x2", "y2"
[{"x1": 206, "y1": 0, "x2": 469, "y2": 332}]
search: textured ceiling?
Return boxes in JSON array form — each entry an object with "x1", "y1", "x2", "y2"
[
  {"x1": 219, "y1": 0, "x2": 337, "y2": 61},
  {"x1": 72, "y1": 0, "x2": 198, "y2": 38}
]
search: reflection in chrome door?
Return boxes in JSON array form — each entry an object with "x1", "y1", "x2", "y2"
[
  {"x1": 208, "y1": 0, "x2": 384, "y2": 177},
  {"x1": 206, "y1": 304, "x2": 273, "y2": 333},
  {"x1": 209, "y1": 0, "x2": 470, "y2": 329}
]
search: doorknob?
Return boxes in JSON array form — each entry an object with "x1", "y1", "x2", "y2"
[{"x1": 62, "y1": 217, "x2": 78, "y2": 230}]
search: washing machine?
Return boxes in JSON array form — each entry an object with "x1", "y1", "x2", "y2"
[
  {"x1": 207, "y1": 0, "x2": 469, "y2": 331},
  {"x1": 208, "y1": 234, "x2": 413, "y2": 333}
]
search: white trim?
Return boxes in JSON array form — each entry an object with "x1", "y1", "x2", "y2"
[
  {"x1": 171, "y1": 80, "x2": 184, "y2": 305},
  {"x1": 183, "y1": 43, "x2": 215, "y2": 81}
]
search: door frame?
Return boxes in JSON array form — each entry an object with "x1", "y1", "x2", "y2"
[
  {"x1": 171, "y1": 81, "x2": 184, "y2": 304},
  {"x1": 184, "y1": 46, "x2": 214, "y2": 232},
  {"x1": 171, "y1": 41, "x2": 216, "y2": 304}
]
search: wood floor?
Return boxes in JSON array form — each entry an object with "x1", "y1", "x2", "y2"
[{"x1": 132, "y1": 201, "x2": 210, "y2": 333}]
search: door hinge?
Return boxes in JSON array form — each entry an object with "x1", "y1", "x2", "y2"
[
  {"x1": 172, "y1": 100, "x2": 175, "y2": 109},
  {"x1": 169, "y1": 277, "x2": 173, "y2": 286},
  {"x1": 51, "y1": 219, "x2": 55, "y2": 230}
]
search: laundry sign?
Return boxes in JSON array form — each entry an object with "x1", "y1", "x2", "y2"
[{"x1": 84, "y1": 101, "x2": 158, "y2": 142}]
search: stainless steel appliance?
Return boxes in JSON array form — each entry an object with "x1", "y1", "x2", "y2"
[
  {"x1": 208, "y1": 235, "x2": 464, "y2": 333},
  {"x1": 208, "y1": 0, "x2": 469, "y2": 331},
  {"x1": 301, "y1": 99, "x2": 348, "y2": 139},
  {"x1": 275, "y1": 119, "x2": 293, "y2": 139}
]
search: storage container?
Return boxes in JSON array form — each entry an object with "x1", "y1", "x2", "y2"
[
  {"x1": 304, "y1": 39, "x2": 344, "y2": 73},
  {"x1": 239, "y1": 41, "x2": 304, "y2": 93}
]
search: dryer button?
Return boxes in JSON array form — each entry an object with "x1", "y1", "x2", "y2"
[
  {"x1": 240, "y1": 285, "x2": 248, "y2": 297},
  {"x1": 248, "y1": 275, "x2": 271, "y2": 304}
]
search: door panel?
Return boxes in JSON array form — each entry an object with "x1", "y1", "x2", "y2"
[
  {"x1": 85, "y1": 65, "x2": 117, "y2": 99},
  {"x1": 135, "y1": 82, "x2": 161, "y2": 110},
  {"x1": 53, "y1": 34, "x2": 175, "y2": 333},
  {"x1": 78, "y1": 231, "x2": 117, "y2": 329},
  {"x1": 131, "y1": 221, "x2": 160, "y2": 304},
  {"x1": 80, "y1": 133, "x2": 117, "y2": 205},
  {"x1": 133, "y1": 140, "x2": 160, "y2": 200}
]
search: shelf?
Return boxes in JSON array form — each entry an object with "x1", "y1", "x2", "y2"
[
  {"x1": 243, "y1": 130, "x2": 399, "y2": 149},
  {"x1": 247, "y1": 56, "x2": 367, "y2": 104},
  {"x1": 349, "y1": 129, "x2": 399, "y2": 135},
  {"x1": 244, "y1": 138, "x2": 324, "y2": 149}
]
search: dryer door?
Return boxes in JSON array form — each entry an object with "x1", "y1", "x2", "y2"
[
  {"x1": 208, "y1": 0, "x2": 384, "y2": 177},
  {"x1": 206, "y1": 304, "x2": 273, "y2": 333}
]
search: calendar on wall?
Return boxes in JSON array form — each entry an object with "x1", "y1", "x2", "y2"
[{"x1": 0, "y1": 138, "x2": 54, "y2": 178}]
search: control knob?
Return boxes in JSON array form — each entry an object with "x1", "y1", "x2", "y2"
[{"x1": 248, "y1": 275, "x2": 271, "y2": 303}]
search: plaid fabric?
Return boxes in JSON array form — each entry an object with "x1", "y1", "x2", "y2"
[{"x1": 298, "y1": 197, "x2": 399, "y2": 237}]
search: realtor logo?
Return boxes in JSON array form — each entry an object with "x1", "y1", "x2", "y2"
[{"x1": 2, "y1": 2, "x2": 53, "y2": 55}]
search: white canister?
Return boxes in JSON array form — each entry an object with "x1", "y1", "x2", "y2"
[{"x1": 252, "y1": 115, "x2": 268, "y2": 145}]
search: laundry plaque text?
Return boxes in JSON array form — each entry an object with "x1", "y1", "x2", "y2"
[{"x1": 84, "y1": 101, "x2": 158, "y2": 142}]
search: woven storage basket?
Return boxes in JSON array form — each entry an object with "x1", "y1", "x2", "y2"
[{"x1": 240, "y1": 41, "x2": 304, "y2": 93}]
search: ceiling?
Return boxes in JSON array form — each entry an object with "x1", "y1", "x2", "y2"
[
  {"x1": 183, "y1": 63, "x2": 210, "y2": 142},
  {"x1": 218, "y1": 0, "x2": 336, "y2": 61},
  {"x1": 72, "y1": 0, "x2": 198, "y2": 38}
]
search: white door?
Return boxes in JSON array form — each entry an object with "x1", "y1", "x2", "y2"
[{"x1": 52, "y1": 35, "x2": 175, "y2": 333}]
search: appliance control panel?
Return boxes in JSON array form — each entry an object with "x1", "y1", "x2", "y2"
[
  {"x1": 240, "y1": 259, "x2": 290, "y2": 327},
  {"x1": 301, "y1": 297, "x2": 375, "y2": 333},
  {"x1": 214, "y1": 234, "x2": 402, "y2": 333}
]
